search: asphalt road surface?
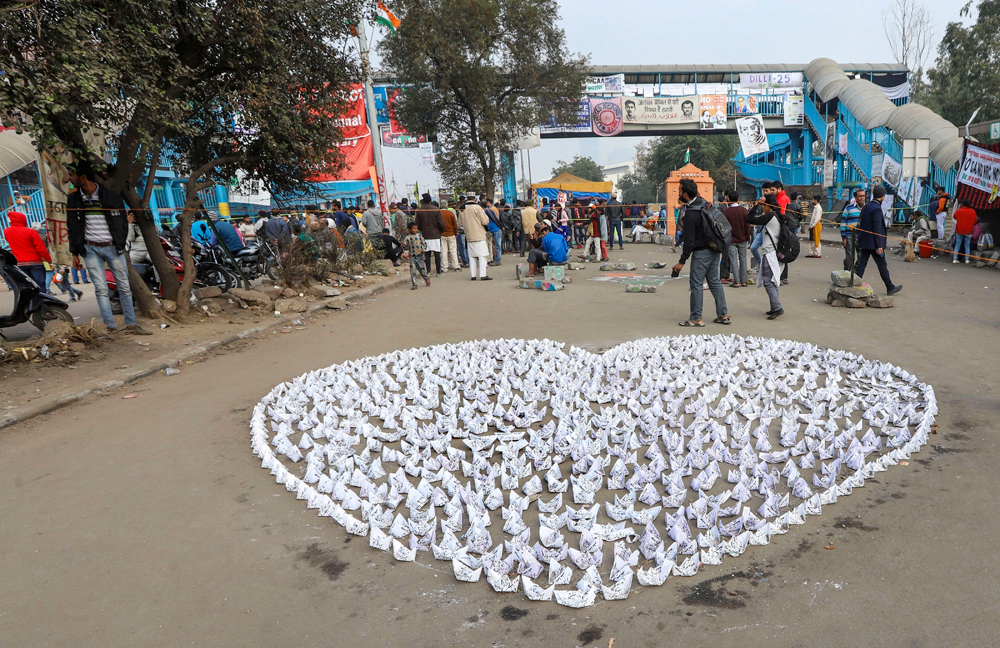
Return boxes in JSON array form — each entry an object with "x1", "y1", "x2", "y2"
[{"x1": 1, "y1": 245, "x2": 997, "y2": 647}]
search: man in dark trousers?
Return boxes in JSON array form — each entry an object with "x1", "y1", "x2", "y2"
[
  {"x1": 856, "y1": 184, "x2": 903, "y2": 296},
  {"x1": 671, "y1": 178, "x2": 730, "y2": 327},
  {"x1": 66, "y1": 161, "x2": 151, "y2": 335},
  {"x1": 606, "y1": 194, "x2": 625, "y2": 250},
  {"x1": 415, "y1": 193, "x2": 445, "y2": 276},
  {"x1": 374, "y1": 228, "x2": 404, "y2": 266},
  {"x1": 723, "y1": 191, "x2": 750, "y2": 287}
]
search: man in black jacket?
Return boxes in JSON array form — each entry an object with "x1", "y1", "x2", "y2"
[
  {"x1": 671, "y1": 178, "x2": 730, "y2": 327},
  {"x1": 66, "y1": 161, "x2": 151, "y2": 335},
  {"x1": 606, "y1": 195, "x2": 625, "y2": 250},
  {"x1": 856, "y1": 185, "x2": 902, "y2": 296}
]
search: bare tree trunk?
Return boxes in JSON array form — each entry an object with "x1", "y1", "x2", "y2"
[
  {"x1": 174, "y1": 204, "x2": 198, "y2": 318},
  {"x1": 121, "y1": 186, "x2": 181, "y2": 301}
]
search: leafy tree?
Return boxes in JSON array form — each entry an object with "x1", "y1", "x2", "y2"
[
  {"x1": 618, "y1": 136, "x2": 738, "y2": 205},
  {"x1": 925, "y1": 0, "x2": 1000, "y2": 125},
  {"x1": 0, "y1": 0, "x2": 361, "y2": 316},
  {"x1": 379, "y1": 0, "x2": 588, "y2": 199},
  {"x1": 550, "y1": 155, "x2": 604, "y2": 182}
]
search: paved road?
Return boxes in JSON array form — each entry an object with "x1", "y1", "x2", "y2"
[
  {"x1": 0, "y1": 279, "x2": 104, "y2": 341},
  {"x1": 1, "y1": 245, "x2": 997, "y2": 647}
]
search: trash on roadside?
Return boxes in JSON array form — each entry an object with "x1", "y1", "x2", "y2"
[
  {"x1": 122, "y1": 393, "x2": 138, "y2": 399},
  {"x1": 165, "y1": 367, "x2": 180, "y2": 376}
]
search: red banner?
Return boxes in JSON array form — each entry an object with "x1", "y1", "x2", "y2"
[{"x1": 310, "y1": 84, "x2": 374, "y2": 182}]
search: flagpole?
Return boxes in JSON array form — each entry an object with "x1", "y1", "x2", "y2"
[{"x1": 356, "y1": 17, "x2": 389, "y2": 226}]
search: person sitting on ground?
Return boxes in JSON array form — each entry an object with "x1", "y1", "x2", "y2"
[
  {"x1": 533, "y1": 220, "x2": 569, "y2": 274},
  {"x1": 905, "y1": 210, "x2": 933, "y2": 246},
  {"x1": 525, "y1": 222, "x2": 547, "y2": 276},
  {"x1": 376, "y1": 227, "x2": 404, "y2": 266},
  {"x1": 191, "y1": 214, "x2": 213, "y2": 246}
]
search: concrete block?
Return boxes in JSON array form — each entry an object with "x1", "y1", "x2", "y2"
[
  {"x1": 534, "y1": 281, "x2": 564, "y2": 291},
  {"x1": 543, "y1": 265, "x2": 565, "y2": 281},
  {"x1": 560, "y1": 277, "x2": 573, "y2": 284},
  {"x1": 515, "y1": 263, "x2": 526, "y2": 281},
  {"x1": 308, "y1": 284, "x2": 342, "y2": 298},
  {"x1": 600, "y1": 262, "x2": 637, "y2": 271},
  {"x1": 845, "y1": 297, "x2": 868, "y2": 308},
  {"x1": 625, "y1": 285, "x2": 656, "y2": 293},
  {"x1": 229, "y1": 288, "x2": 274, "y2": 307}
]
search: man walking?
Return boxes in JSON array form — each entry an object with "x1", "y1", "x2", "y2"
[
  {"x1": 415, "y1": 194, "x2": 445, "y2": 277},
  {"x1": 841, "y1": 189, "x2": 864, "y2": 271},
  {"x1": 806, "y1": 195, "x2": 823, "y2": 257},
  {"x1": 460, "y1": 197, "x2": 493, "y2": 281},
  {"x1": 723, "y1": 191, "x2": 750, "y2": 287},
  {"x1": 671, "y1": 178, "x2": 730, "y2": 327},
  {"x1": 66, "y1": 162, "x2": 151, "y2": 334},
  {"x1": 440, "y1": 200, "x2": 461, "y2": 271},
  {"x1": 856, "y1": 185, "x2": 902, "y2": 296}
]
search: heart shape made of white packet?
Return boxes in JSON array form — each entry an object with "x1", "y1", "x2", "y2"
[{"x1": 250, "y1": 335, "x2": 936, "y2": 606}]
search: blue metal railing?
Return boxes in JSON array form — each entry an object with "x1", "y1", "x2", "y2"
[
  {"x1": 0, "y1": 186, "x2": 48, "y2": 249},
  {"x1": 803, "y1": 95, "x2": 827, "y2": 140}
]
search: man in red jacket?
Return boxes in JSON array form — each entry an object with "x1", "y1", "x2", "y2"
[
  {"x1": 3, "y1": 210, "x2": 51, "y2": 291},
  {"x1": 952, "y1": 200, "x2": 978, "y2": 264}
]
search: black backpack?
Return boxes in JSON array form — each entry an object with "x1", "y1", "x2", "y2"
[
  {"x1": 766, "y1": 214, "x2": 800, "y2": 264},
  {"x1": 693, "y1": 201, "x2": 732, "y2": 252}
]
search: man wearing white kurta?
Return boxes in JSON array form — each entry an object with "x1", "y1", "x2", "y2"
[
  {"x1": 460, "y1": 197, "x2": 493, "y2": 281},
  {"x1": 807, "y1": 195, "x2": 823, "y2": 258}
]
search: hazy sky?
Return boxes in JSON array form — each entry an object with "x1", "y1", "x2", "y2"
[{"x1": 379, "y1": 0, "x2": 971, "y2": 200}]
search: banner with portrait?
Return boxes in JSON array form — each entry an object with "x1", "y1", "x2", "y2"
[
  {"x1": 540, "y1": 100, "x2": 591, "y2": 134},
  {"x1": 309, "y1": 84, "x2": 374, "y2": 182},
  {"x1": 736, "y1": 115, "x2": 770, "y2": 157},
  {"x1": 699, "y1": 95, "x2": 727, "y2": 130},
  {"x1": 823, "y1": 121, "x2": 836, "y2": 188},
  {"x1": 731, "y1": 95, "x2": 759, "y2": 115},
  {"x1": 880, "y1": 153, "x2": 903, "y2": 188},
  {"x1": 622, "y1": 96, "x2": 699, "y2": 125}
]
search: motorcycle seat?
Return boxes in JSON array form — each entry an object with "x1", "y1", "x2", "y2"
[{"x1": 234, "y1": 246, "x2": 258, "y2": 257}]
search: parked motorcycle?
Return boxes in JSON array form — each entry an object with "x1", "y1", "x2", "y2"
[
  {"x1": 0, "y1": 248, "x2": 74, "y2": 333},
  {"x1": 106, "y1": 236, "x2": 224, "y2": 314}
]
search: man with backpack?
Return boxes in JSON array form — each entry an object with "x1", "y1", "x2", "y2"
[
  {"x1": 745, "y1": 194, "x2": 793, "y2": 319},
  {"x1": 671, "y1": 178, "x2": 731, "y2": 327}
]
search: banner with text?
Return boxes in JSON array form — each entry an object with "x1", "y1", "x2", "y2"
[
  {"x1": 622, "y1": 96, "x2": 700, "y2": 125},
  {"x1": 957, "y1": 140, "x2": 1000, "y2": 206},
  {"x1": 585, "y1": 74, "x2": 625, "y2": 95},
  {"x1": 540, "y1": 100, "x2": 591, "y2": 134},
  {"x1": 739, "y1": 72, "x2": 804, "y2": 89},
  {"x1": 310, "y1": 84, "x2": 374, "y2": 182},
  {"x1": 699, "y1": 95, "x2": 728, "y2": 130},
  {"x1": 783, "y1": 95, "x2": 804, "y2": 126}
]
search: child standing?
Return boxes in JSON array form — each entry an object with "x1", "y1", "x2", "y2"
[{"x1": 402, "y1": 222, "x2": 431, "y2": 290}]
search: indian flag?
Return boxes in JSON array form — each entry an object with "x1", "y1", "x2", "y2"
[{"x1": 376, "y1": 2, "x2": 400, "y2": 34}]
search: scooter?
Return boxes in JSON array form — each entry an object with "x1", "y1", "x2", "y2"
[{"x1": 0, "y1": 248, "x2": 74, "y2": 334}]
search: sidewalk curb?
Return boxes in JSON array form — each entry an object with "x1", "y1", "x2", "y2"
[{"x1": 0, "y1": 276, "x2": 409, "y2": 431}]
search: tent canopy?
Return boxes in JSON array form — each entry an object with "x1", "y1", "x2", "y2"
[{"x1": 531, "y1": 171, "x2": 612, "y2": 201}]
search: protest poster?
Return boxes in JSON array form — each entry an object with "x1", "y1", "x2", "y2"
[
  {"x1": 736, "y1": 115, "x2": 770, "y2": 157},
  {"x1": 589, "y1": 97, "x2": 624, "y2": 137},
  {"x1": 823, "y1": 121, "x2": 836, "y2": 188},
  {"x1": 783, "y1": 95, "x2": 804, "y2": 126},
  {"x1": 699, "y1": 95, "x2": 727, "y2": 130},
  {"x1": 622, "y1": 96, "x2": 699, "y2": 125}
]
